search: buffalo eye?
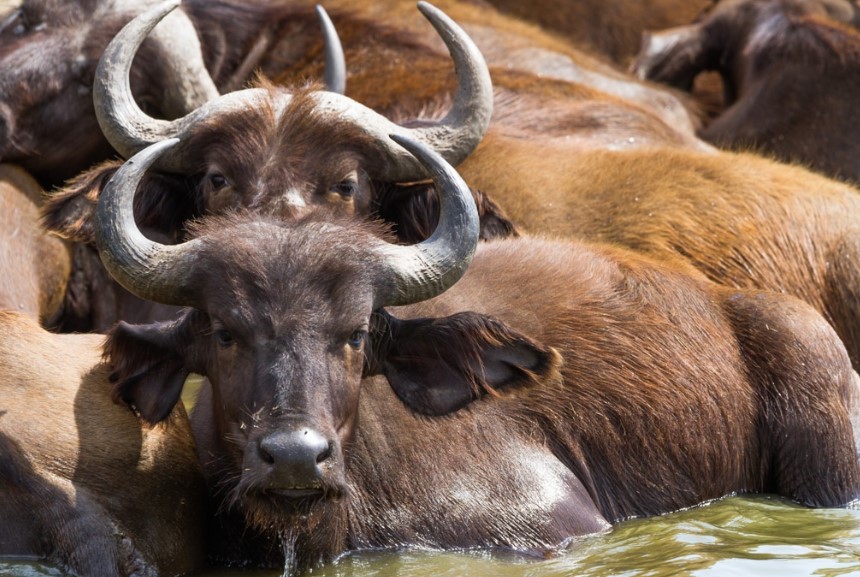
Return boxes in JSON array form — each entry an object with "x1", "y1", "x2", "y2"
[
  {"x1": 214, "y1": 329, "x2": 235, "y2": 348},
  {"x1": 347, "y1": 329, "x2": 367, "y2": 349},
  {"x1": 330, "y1": 179, "x2": 358, "y2": 199},
  {"x1": 208, "y1": 173, "x2": 229, "y2": 190}
]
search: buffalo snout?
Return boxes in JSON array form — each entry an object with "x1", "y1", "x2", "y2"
[{"x1": 252, "y1": 427, "x2": 335, "y2": 496}]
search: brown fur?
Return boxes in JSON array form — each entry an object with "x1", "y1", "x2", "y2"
[
  {"x1": 455, "y1": 134, "x2": 860, "y2": 373},
  {"x1": 270, "y1": 1, "x2": 704, "y2": 133},
  {"x1": 0, "y1": 164, "x2": 70, "y2": 325},
  {"x1": 633, "y1": 0, "x2": 860, "y2": 182},
  {"x1": 0, "y1": 310, "x2": 206, "y2": 576},
  {"x1": 103, "y1": 212, "x2": 860, "y2": 571}
]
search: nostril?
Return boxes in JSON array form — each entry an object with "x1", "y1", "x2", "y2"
[
  {"x1": 316, "y1": 441, "x2": 333, "y2": 464},
  {"x1": 258, "y1": 443, "x2": 275, "y2": 465}
]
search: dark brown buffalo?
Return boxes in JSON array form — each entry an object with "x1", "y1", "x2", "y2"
[
  {"x1": 0, "y1": 0, "x2": 219, "y2": 187},
  {"x1": 631, "y1": 0, "x2": 860, "y2": 182},
  {"x1": 96, "y1": 137, "x2": 860, "y2": 572},
  {"x1": 0, "y1": 309, "x2": 206, "y2": 576},
  {"x1": 0, "y1": 164, "x2": 70, "y2": 324},
  {"x1": 41, "y1": 1, "x2": 518, "y2": 332}
]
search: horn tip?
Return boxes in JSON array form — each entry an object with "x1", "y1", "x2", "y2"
[{"x1": 416, "y1": 1, "x2": 441, "y2": 20}]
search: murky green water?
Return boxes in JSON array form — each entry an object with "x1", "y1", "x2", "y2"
[{"x1": 4, "y1": 495, "x2": 860, "y2": 577}]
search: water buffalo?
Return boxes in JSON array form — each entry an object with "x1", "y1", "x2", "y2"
[
  {"x1": 0, "y1": 164, "x2": 70, "y2": 324},
  {"x1": 42, "y1": 1, "x2": 522, "y2": 333},
  {"x1": 631, "y1": 0, "x2": 860, "y2": 183},
  {"x1": 0, "y1": 309, "x2": 206, "y2": 576},
  {"x1": 96, "y1": 136, "x2": 860, "y2": 572}
]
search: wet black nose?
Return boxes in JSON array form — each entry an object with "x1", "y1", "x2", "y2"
[{"x1": 258, "y1": 428, "x2": 332, "y2": 490}]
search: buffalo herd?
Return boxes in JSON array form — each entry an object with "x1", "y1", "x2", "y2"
[{"x1": 2, "y1": 0, "x2": 860, "y2": 575}]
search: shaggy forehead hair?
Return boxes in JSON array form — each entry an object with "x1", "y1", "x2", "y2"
[
  {"x1": 183, "y1": 80, "x2": 389, "y2": 177},
  {"x1": 183, "y1": 210, "x2": 395, "y2": 322}
]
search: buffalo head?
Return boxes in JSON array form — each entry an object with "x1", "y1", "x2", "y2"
[
  {"x1": 99, "y1": 132, "x2": 556, "y2": 534},
  {"x1": 46, "y1": 1, "x2": 491, "y2": 237},
  {"x1": 631, "y1": 0, "x2": 860, "y2": 97}
]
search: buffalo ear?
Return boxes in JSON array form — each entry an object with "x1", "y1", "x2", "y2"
[
  {"x1": 103, "y1": 310, "x2": 206, "y2": 424},
  {"x1": 41, "y1": 160, "x2": 123, "y2": 244},
  {"x1": 367, "y1": 310, "x2": 562, "y2": 416},
  {"x1": 630, "y1": 24, "x2": 713, "y2": 91},
  {"x1": 374, "y1": 183, "x2": 519, "y2": 244},
  {"x1": 43, "y1": 160, "x2": 198, "y2": 245}
]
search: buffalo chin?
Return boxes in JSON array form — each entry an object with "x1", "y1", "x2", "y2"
[
  {"x1": 240, "y1": 482, "x2": 347, "y2": 524},
  {"x1": 240, "y1": 490, "x2": 350, "y2": 572}
]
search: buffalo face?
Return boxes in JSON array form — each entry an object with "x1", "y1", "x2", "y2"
[
  {"x1": 103, "y1": 240, "x2": 375, "y2": 511},
  {"x1": 99, "y1": 137, "x2": 557, "y2": 536},
  {"x1": 99, "y1": 135, "x2": 485, "y2": 526}
]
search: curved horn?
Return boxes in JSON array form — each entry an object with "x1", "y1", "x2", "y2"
[
  {"x1": 406, "y1": 1, "x2": 493, "y2": 168},
  {"x1": 308, "y1": 2, "x2": 492, "y2": 182},
  {"x1": 373, "y1": 133, "x2": 479, "y2": 307},
  {"x1": 146, "y1": 1, "x2": 220, "y2": 117},
  {"x1": 316, "y1": 5, "x2": 346, "y2": 94},
  {"x1": 95, "y1": 0, "x2": 347, "y2": 165},
  {"x1": 94, "y1": 0, "x2": 221, "y2": 158},
  {"x1": 95, "y1": 139, "x2": 202, "y2": 307},
  {"x1": 97, "y1": 1, "x2": 490, "y2": 179},
  {"x1": 343, "y1": 2, "x2": 493, "y2": 182}
]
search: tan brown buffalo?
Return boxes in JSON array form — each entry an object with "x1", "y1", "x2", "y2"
[
  {"x1": 269, "y1": 0, "x2": 703, "y2": 131},
  {"x1": 0, "y1": 309, "x2": 206, "y2": 576},
  {"x1": 0, "y1": 164, "x2": 70, "y2": 324},
  {"x1": 95, "y1": 136, "x2": 860, "y2": 573}
]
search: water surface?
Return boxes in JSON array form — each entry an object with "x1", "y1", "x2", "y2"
[{"x1": 5, "y1": 495, "x2": 860, "y2": 576}]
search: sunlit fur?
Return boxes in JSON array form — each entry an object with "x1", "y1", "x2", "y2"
[
  {"x1": 481, "y1": 0, "x2": 711, "y2": 64},
  {"x1": 455, "y1": 135, "x2": 860, "y2": 374},
  {"x1": 0, "y1": 310, "x2": 206, "y2": 576},
  {"x1": 0, "y1": 164, "x2": 70, "y2": 324}
]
